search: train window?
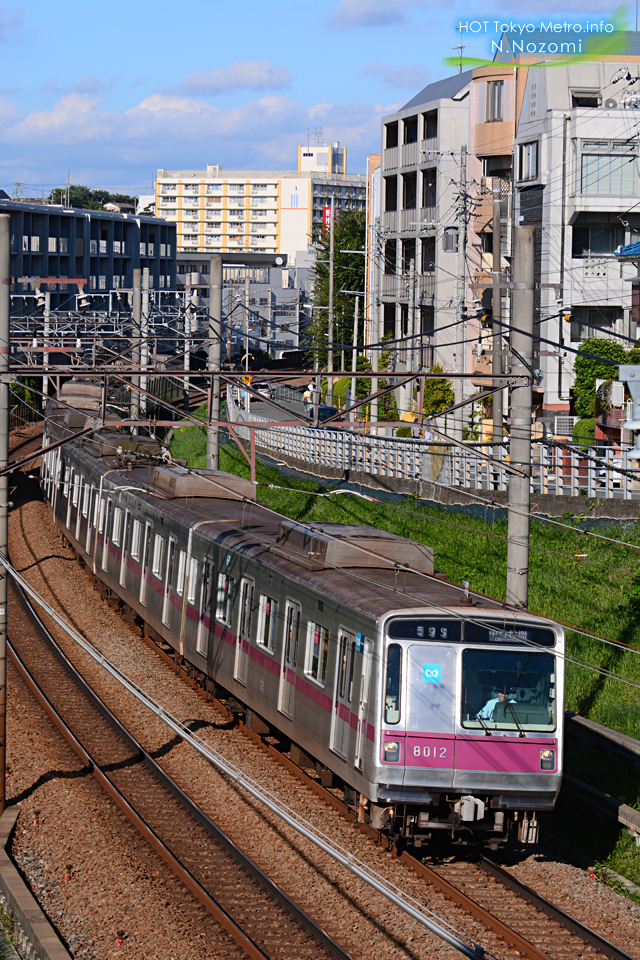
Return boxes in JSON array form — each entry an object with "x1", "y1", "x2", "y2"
[
  {"x1": 101, "y1": 501, "x2": 111, "y2": 571},
  {"x1": 384, "y1": 644, "x2": 402, "y2": 725},
  {"x1": 131, "y1": 519, "x2": 142, "y2": 560},
  {"x1": 284, "y1": 601, "x2": 301, "y2": 667},
  {"x1": 152, "y1": 534, "x2": 165, "y2": 578},
  {"x1": 81, "y1": 481, "x2": 90, "y2": 518},
  {"x1": 187, "y1": 556, "x2": 199, "y2": 605},
  {"x1": 258, "y1": 595, "x2": 278, "y2": 653},
  {"x1": 63, "y1": 466, "x2": 70, "y2": 498},
  {"x1": 305, "y1": 621, "x2": 329, "y2": 686},
  {"x1": 238, "y1": 578, "x2": 254, "y2": 639},
  {"x1": 347, "y1": 639, "x2": 356, "y2": 703},
  {"x1": 112, "y1": 507, "x2": 122, "y2": 546},
  {"x1": 72, "y1": 474, "x2": 81, "y2": 508},
  {"x1": 176, "y1": 550, "x2": 187, "y2": 596},
  {"x1": 216, "y1": 573, "x2": 235, "y2": 625},
  {"x1": 97, "y1": 498, "x2": 105, "y2": 533},
  {"x1": 461, "y1": 649, "x2": 556, "y2": 732}
]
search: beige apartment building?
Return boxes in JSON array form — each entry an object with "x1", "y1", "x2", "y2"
[{"x1": 155, "y1": 145, "x2": 366, "y2": 262}]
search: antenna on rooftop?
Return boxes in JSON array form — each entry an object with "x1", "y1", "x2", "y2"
[{"x1": 452, "y1": 41, "x2": 466, "y2": 74}]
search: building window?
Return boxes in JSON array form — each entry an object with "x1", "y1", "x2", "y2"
[
  {"x1": 519, "y1": 141, "x2": 538, "y2": 181},
  {"x1": 581, "y1": 151, "x2": 637, "y2": 195},
  {"x1": 384, "y1": 175, "x2": 397, "y2": 212},
  {"x1": 31, "y1": 236, "x2": 40, "y2": 252},
  {"x1": 421, "y1": 237, "x2": 435, "y2": 273},
  {"x1": 403, "y1": 115, "x2": 418, "y2": 144},
  {"x1": 572, "y1": 92, "x2": 600, "y2": 107},
  {"x1": 305, "y1": 621, "x2": 329, "y2": 685},
  {"x1": 422, "y1": 169, "x2": 436, "y2": 208},
  {"x1": 572, "y1": 224, "x2": 622, "y2": 258},
  {"x1": 402, "y1": 172, "x2": 417, "y2": 210},
  {"x1": 402, "y1": 238, "x2": 416, "y2": 272},
  {"x1": 423, "y1": 110, "x2": 437, "y2": 140},
  {"x1": 487, "y1": 80, "x2": 504, "y2": 122},
  {"x1": 385, "y1": 121, "x2": 398, "y2": 149},
  {"x1": 570, "y1": 306, "x2": 621, "y2": 342},
  {"x1": 384, "y1": 239, "x2": 397, "y2": 275}
]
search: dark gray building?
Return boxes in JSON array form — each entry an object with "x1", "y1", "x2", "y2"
[{"x1": 0, "y1": 199, "x2": 177, "y2": 312}]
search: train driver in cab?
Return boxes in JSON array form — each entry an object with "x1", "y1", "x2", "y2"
[{"x1": 478, "y1": 688, "x2": 517, "y2": 720}]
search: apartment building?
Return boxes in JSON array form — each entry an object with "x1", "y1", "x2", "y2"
[
  {"x1": 377, "y1": 72, "x2": 473, "y2": 401},
  {"x1": 0, "y1": 198, "x2": 176, "y2": 312},
  {"x1": 154, "y1": 145, "x2": 366, "y2": 262},
  {"x1": 514, "y1": 56, "x2": 640, "y2": 418}
]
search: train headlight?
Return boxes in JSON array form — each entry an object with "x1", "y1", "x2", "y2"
[
  {"x1": 540, "y1": 748, "x2": 555, "y2": 770},
  {"x1": 384, "y1": 741, "x2": 400, "y2": 763}
]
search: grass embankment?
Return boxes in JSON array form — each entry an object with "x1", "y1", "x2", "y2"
[{"x1": 171, "y1": 413, "x2": 640, "y2": 886}]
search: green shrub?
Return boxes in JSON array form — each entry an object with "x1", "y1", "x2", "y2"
[
  {"x1": 572, "y1": 417, "x2": 595, "y2": 449},
  {"x1": 396, "y1": 425, "x2": 412, "y2": 438}
]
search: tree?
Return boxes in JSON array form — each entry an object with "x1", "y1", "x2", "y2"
[
  {"x1": 309, "y1": 210, "x2": 366, "y2": 370},
  {"x1": 573, "y1": 338, "x2": 625, "y2": 418},
  {"x1": 48, "y1": 185, "x2": 137, "y2": 210},
  {"x1": 422, "y1": 363, "x2": 454, "y2": 417}
]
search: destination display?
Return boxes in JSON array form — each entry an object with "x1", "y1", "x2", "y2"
[{"x1": 387, "y1": 618, "x2": 556, "y2": 646}]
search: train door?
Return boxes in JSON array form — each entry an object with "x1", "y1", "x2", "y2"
[
  {"x1": 162, "y1": 537, "x2": 177, "y2": 626},
  {"x1": 139, "y1": 521, "x2": 152, "y2": 605},
  {"x1": 84, "y1": 484, "x2": 94, "y2": 555},
  {"x1": 75, "y1": 476, "x2": 83, "y2": 541},
  {"x1": 354, "y1": 636, "x2": 373, "y2": 769},
  {"x1": 331, "y1": 628, "x2": 356, "y2": 759},
  {"x1": 278, "y1": 600, "x2": 300, "y2": 718},
  {"x1": 197, "y1": 559, "x2": 214, "y2": 656},
  {"x1": 101, "y1": 500, "x2": 111, "y2": 571},
  {"x1": 235, "y1": 577, "x2": 254, "y2": 685},
  {"x1": 405, "y1": 644, "x2": 456, "y2": 781}
]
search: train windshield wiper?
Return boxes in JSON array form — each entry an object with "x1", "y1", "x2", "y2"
[
  {"x1": 465, "y1": 699, "x2": 492, "y2": 736},
  {"x1": 503, "y1": 700, "x2": 526, "y2": 738}
]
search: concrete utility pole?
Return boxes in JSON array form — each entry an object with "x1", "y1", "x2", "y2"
[
  {"x1": 131, "y1": 268, "x2": 142, "y2": 435},
  {"x1": 492, "y1": 184, "x2": 503, "y2": 449},
  {"x1": 207, "y1": 256, "x2": 222, "y2": 470},
  {"x1": 370, "y1": 223, "x2": 381, "y2": 426},
  {"x1": 184, "y1": 274, "x2": 192, "y2": 411},
  {"x1": 0, "y1": 214, "x2": 10, "y2": 814},
  {"x1": 453, "y1": 145, "x2": 467, "y2": 442},
  {"x1": 326, "y1": 195, "x2": 335, "y2": 406},
  {"x1": 244, "y1": 276, "x2": 250, "y2": 372},
  {"x1": 351, "y1": 295, "x2": 359, "y2": 422},
  {"x1": 506, "y1": 226, "x2": 535, "y2": 608},
  {"x1": 141, "y1": 267, "x2": 149, "y2": 422}
]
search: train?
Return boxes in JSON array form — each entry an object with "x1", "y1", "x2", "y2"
[{"x1": 39, "y1": 381, "x2": 564, "y2": 849}]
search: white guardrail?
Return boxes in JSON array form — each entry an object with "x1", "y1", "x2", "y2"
[{"x1": 226, "y1": 393, "x2": 640, "y2": 500}]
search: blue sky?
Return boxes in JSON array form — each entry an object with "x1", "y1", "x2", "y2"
[{"x1": 0, "y1": 0, "x2": 626, "y2": 195}]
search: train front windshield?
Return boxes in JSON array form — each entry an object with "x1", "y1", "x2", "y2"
[{"x1": 462, "y1": 649, "x2": 556, "y2": 732}]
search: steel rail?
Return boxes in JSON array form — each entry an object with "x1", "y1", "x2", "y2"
[
  {"x1": 8, "y1": 577, "x2": 352, "y2": 960},
  {"x1": 479, "y1": 858, "x2": 637, "y2": 960}
]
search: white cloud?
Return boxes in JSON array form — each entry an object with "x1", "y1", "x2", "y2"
[
  {"x1": 0, "y1": 3, "x2": 21, "y2": 41},
  {"x1": 168, "y1": 60, "x2": 293, "y2": 96},
  {"x1": 0, "y1": 90, "x2": 382, "y2": 189},
  {"x1": 327, "y1": 0, "x2": 429, "y2": 28},
  {"x1": 359, "y1": 61, "x2": 430, "y2": 89}
]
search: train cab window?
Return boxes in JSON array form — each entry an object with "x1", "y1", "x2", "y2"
[
  {"x1": 187, "y1": 556, "x2": 199, "y2": 605},
  {"x1": 384, "y1": 644, "x2": 402, "y2": 725},
  {"x1": 112, "y1": 507, "x2": 122, "y2": 546},
  {"x1": 152, "y1": 534, "x2": 165, "y2": 578},
  {"x1": 461, "y1": 650, "x2": 556, "y2": 732},
  {"x1": 131, "y1": 519, "x2": 142, "y2": 560},
  {"x1": 216, "y1": 573, "x2": 235, "y2": 625},
  {"x1": 258, "y1": 595, "x2": 278, "y2": 653},
  {"x1": 305, "y1": 621, "x2": 329, "y2": 686}
]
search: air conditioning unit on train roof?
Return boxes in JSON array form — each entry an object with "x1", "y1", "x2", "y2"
[
  {"x1": 274, "y1": 520, "x2": 433, "y2": 574},
  {"x1": 152, "y1": 464, "x2": 255, "y2": 500}
]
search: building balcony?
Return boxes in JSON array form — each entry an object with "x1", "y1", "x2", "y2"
[
  {"x1": 383, "y1": 147, "x2": 398, "y2": 171},
  {"x1": 401, "y1": 141, "x2": 418, "y2": 167}
]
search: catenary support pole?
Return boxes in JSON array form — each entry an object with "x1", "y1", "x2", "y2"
[
  {"x1": 207, "y1": 255, "x2": 222, "y2": 470},
  {"x1": 506, "y1": 226, "x2": 535, "y2": 608},
  {"x1": 452, "y1": 144, "x2": 467, "y2": 442},
  {"x1": 326, "y1": 195, "x2": 335, "y2": 406},
  {"x1": 244, "y1": 276, "x2": 250, "y2": 372},
  {"x1": 370, "y1": 222, "x2": 381, "y2": 426},
  {"x1": 0, "y1": 214, "x2": 9, "y2": 813},
  {"x1": 492, "y1": 184, "x2": 503, "y2": 449},
  {"x1": 131, "y1": 268, "x2": 142, "y2": 436},
  {"x1": 42, "y1": 292, "x2": 51, "y2": 412}
]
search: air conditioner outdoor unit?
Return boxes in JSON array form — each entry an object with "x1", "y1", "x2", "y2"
[{"x1": 604, "y1": 97, "x2": 618, "y2": 108}]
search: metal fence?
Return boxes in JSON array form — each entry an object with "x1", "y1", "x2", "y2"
[{"x1": 227, "y1": 393, "x2": 639, "y2": 499}]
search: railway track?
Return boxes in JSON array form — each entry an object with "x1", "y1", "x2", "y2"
[
  {"x1": 6, "y1": 574, "x2": 352, "y2": 960},
  {"x1": 149, "y1": 644, "x2": 636, "y2": 960}
]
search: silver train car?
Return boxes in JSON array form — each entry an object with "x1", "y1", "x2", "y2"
[{"x1": 40, "y1": 413, "x2": 564, "y2": 848}]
